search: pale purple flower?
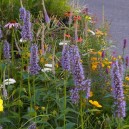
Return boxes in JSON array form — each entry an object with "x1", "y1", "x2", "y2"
[
  {"x1": 81, "y1": 79, "x2": 91, "y2": 98},
  {"x1": 69, "y1": 45, "x2": 84, "y2": 86},
  {"x1": 61, "y1": 45, "x2": 71, "y2": 71},
  {"x1": 21, "y1": 10, "x2": 33, "y2": 41},
  {"x1": 4, "y1": 21, "x2": 20, "y2": 29},
  {"x1": 0, "y1": 27, "x2": 3, "y2": 39},
  {"x1": 111, "y1": 60, "x2": 126, "y2": 118},
  {"x1": 42, "y1": 1, "x2": 50, "y2": 23},
  {"x1": 69, "y1": 45, "x2": 91, "y2": 103},
  {"x1": 19, "y1": 7, "x2": 26, "y2": 21},
  {"x1": 29, "y1": 44, "x2": 41, "y2": 75},
  {"x1": 28, "y1": 123, "x2": 36, "y2": 129},
  {"x1": 3, "y1": 40, "x2": 11, "y2": 59},
  {"x1": 70, "y1": 87, "x2": 80, "y2": 104}
]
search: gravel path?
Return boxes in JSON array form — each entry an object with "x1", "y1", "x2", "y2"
[{"x1": 79, "y1": 0, "x2": 129, "y2": 55}]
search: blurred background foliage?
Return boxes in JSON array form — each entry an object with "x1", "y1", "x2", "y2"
[{"x1": 0, "y1": 0, "x2": 70, "y2": 23}]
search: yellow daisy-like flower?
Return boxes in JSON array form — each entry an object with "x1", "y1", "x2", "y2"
[
  {"x1": 92, "y1": 65, "x2": 97, "y2": 70},
  {"x1": 98, "y1": 51, "x2": 102, "y2": 56},
  {"x1": 89, "y1": 100, "x2": 102, "y2": 108},
  {"x1": 91, "y1": 57, "x2": 97, "y2": 61},
  {"x1": 85, "y1": 15, "x2": 92, "y2": 21},
  {"x1": 125, "y1": 77, "x2": 129, "y2": 81},
  {"x1": 0, "y1": 99, "x2": 3, "y2": 112}
]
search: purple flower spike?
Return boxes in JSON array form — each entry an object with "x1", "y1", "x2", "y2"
[
  {"x1": 0, "y1": 27, "x2": 3, "y2": 39},
  {"x1": 29, "y1": 44, "x2": 41, "y2": 75},
  {"x1": 19, "y1": 7, "x2": 26, "y2": 21},
  {"x1": 69, "y1": 45, "x2": 91, "y2": 104},
  {"x1": 111, "y1": 60, "x2": 126, "y2": 118},
  {"x1": 81, "y1": 79, "x2": 91, "y2": 99},
  {"x1": 61, "y1": 45, "x2": 71, "y2": 71},
  {"x1": 3, "y1": 40, "x2": 11, "y2": 59},
  {"x1": 123, "y1": 39, "x2": 127, "y2": 49},
  {"x1": 69, "y1": 45, "x2": 84, "y2": 86},
  {"x1": 70, "y1": 87, "x2": 80, "y2": 104},
  {"x1": 125, "y1": 56, "x2": 129, "y2": 67},
  {"x1": 21, "y1": 10, "x2": 33, "y2": 41},
  {"x1": 42, "y1": 1, "x2": 50, "y2": 23}
]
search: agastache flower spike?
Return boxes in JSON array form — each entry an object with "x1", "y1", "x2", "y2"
[
  {"x1": 69, "y1": 45, "x2": 84, "y2": 86},
  {"x1": 69, "y1": 45, "x2": 91, "y2": 104},
  {"x1": 111, "y1": 60, "x2": 126, "y2": 118},
  {"x1": 29, "y1": 44, "x2": 41, "y2": 75},
  {"x1": 42, "y1": 0, "x2": 50, "y2": 23},
  {"x1": 61, "y1": 45, "x2": 71, "y2": 71},
  {"x1": 0, "y1": 27, "x2": 3, "y2": 39},
  {"x1": 70, "y1": 87, "x2": 80, "y2": 104},
  {"x1": 19, "y1": 7, "x2": 26, "y2": 21},
  {"x1": 21, "y1": 10, "x2": 33, "y2": 41},
  {"x1": 3, "y1": 40, "x2": 11, "y2": 59}
]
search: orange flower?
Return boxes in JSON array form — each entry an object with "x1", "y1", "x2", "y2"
[
  {"x1": 77, "y1": 37, "x2": 83, "y2": 42},
  {"x1": 64, "y1": 12, "x2": 72, "y2": 17},
  {"x1": 73, "y1": 16, "x2": 81, "y2": 21},
  {"x1": 64, "y1": 34, "x2": 71, "y2": 38}
]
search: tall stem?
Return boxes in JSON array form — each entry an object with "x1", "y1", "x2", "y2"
[
  {"x1": 63, "y1": 71, "x2": 67, "y2": 129},
  {"x1": 80, "y1": 94, "x2": 84, "y2": 129}
]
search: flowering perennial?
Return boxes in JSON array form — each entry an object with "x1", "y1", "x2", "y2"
[
  {"x1": 0, "y1": 99, "x2": 3, "y2": 112},
  {"x1": 61, "y1": 45, "x2": 71, "y2": 71},
  {"x1": 29, "y1": 44, "x2": 41, "y2": 75},
  {"x1": 21, "y1": 9, "x2": 33, "y2": 41},
  {"x1": 0, "y1": 27, "x2": 3, "y2": 39},
  {"x1": 111, "y1": 60, "x2": 126, "y2": 118},
  {"x1": 19, "y1": 7, "x2": 26, "y2": 21},
  {"x1": 3, "y1": 40, "x2": 11, "y2": 59},
  {"x1": 61, "y1": 45, "x2": 91, "y2": 104}
]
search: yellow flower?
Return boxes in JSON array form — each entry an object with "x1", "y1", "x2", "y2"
[
  {"x1": 40, "y1": 57, "x2": 45, "y2": 63},
  {"x1": 101, "y1": 63, "x2": 105, "y2": 67},
  {"x1": 92, "y1": 65, "x2": 97, "y2": 70},
  {"x1": 85, "y1": 15, "x2": 92, "y2": 21},
  {"x1": 98, "y1": 51, "x2": 102, "y2": 56},
  {"x1": 95, "y1": 29, "x2": 104, "y2": 37},
  {"x1": 0, "y1": 99, "x2": 3, "y2": 105},
  {"x1": 107, "y1": 66, "x2": 111, "y2": 69},
  {"x1": 89, "y1": 100, "x2": 102, "y2": 108},
  {"x1": 0, "y1": 99, "x2": 3, "y2": 112},
  {"x1": 89, "y1": 91, "x2": 93, "y2": 97},
  {"x1": 91, "y1": 57, "x2": 97, "y2": 61},
  {"x1": 125, "y1": 77, "x2": 129, "y2": 81}
]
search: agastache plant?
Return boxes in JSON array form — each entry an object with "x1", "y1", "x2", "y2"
[
  {"x1": 21, "y1": 9, "x2": 33, "y2": 41},
  {"x1": 29, "y1": 44, "x2": 41, "y2": 75},
  {"x1": 19, "y1": 7, "x2": 26, "y2": 21},
  {"x1": 68, "y1": 45, "x2": 91, "y2": 104},
  {"x1": 42, "y1": 0, "x2": 50, "y2": 23},
  {"x1": 3, "y1": 40, "x2": 11, "y2": 59},
  {"x1": 61, "y1": 45, "x2": 71, "y2": 71},
  {"x1": 111, "y1": 60, "x2": 126, "y2": 118},
  {"x1": 0, "y1": 27, "x2": 3, "y2": 39}
]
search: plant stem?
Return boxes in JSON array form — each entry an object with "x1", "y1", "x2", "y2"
[
  {"x1": 80, "y1": 95, "x2": 84, "y2": 129},
  {"x1": 64, "y1": 71, "x2": 67, "y2": 129}
]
